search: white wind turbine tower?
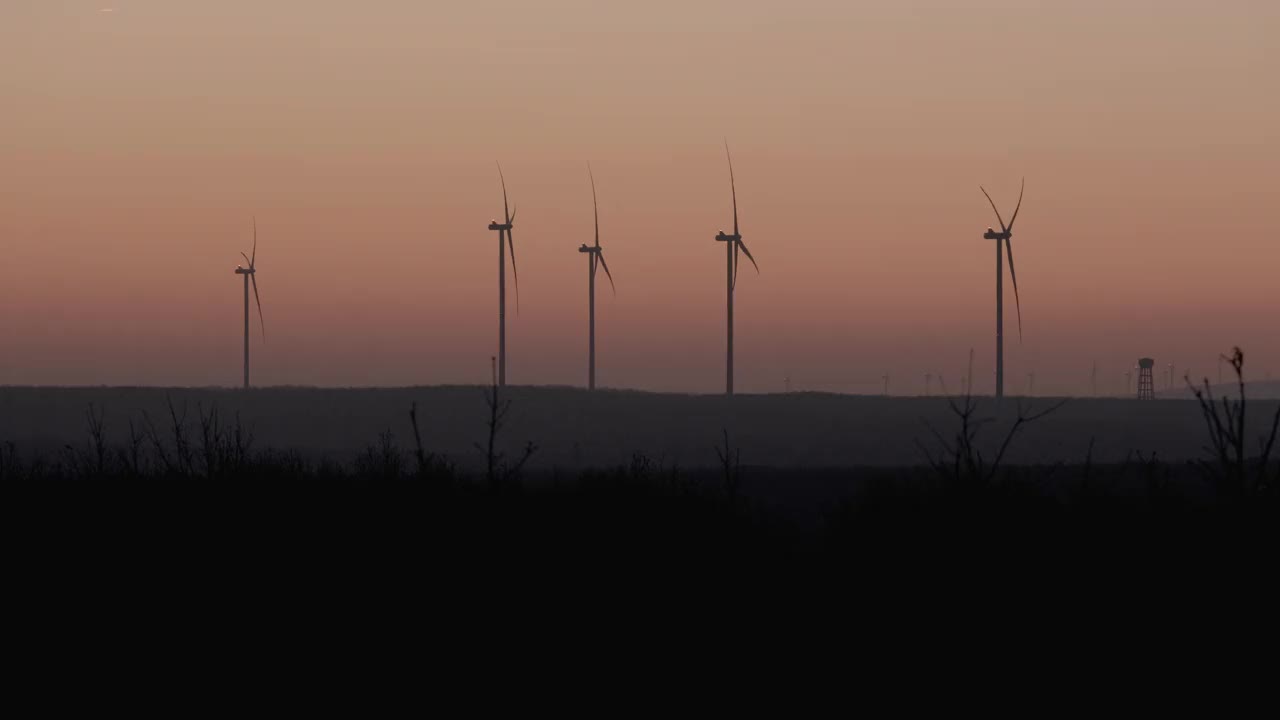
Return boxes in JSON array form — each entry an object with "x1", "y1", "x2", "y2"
[
  {"x1": 233, "y1": 218, "x2": 265, "y2": 389},
  {"x1": 980, "y1": 179, "x2": 1027, "y2": 401},
  {"x1": 486, "y1": 165, "x2": 521, "y2": 388},
  {"x1": 578, "y1": 166, "x2": 616, "y2": 390},
  {"x1": 714, "y1": 143, "x2": 760, "y2": 396}
]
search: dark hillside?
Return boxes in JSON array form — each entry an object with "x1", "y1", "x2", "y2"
[{"x1": 4, "y1": 386, "x2": 1274, "y2": 471}]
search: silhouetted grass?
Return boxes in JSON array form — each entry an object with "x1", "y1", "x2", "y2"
[{"x1": 5, "y1": 365, "x2": 1278, "y2": 600}]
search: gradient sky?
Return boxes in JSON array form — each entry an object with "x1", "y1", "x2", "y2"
[{"x1": 2, "y1": 1, "x2": 1276, "y2": 393}]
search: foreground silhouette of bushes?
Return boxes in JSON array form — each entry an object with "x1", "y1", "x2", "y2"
[
  {"x1": 5, "y1": 367, "x2": 1278, "y2": 589},
  {"x1": 7, "y1": 435, "x2": 1275, "y2": 581},
  {"x1": 1187, "y1": 347, "x2": 1280, "y2": 498}
]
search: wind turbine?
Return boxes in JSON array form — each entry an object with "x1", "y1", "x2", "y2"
[
  {"x1": 578, "y1": 166, "x2": 615, "y2": 391},
  {"x1": 981, "y1": 178, "x2": 1026, "y2": 401},
  {"x1": 714, "y1": 143, "x2": 759, "y2": 396},
  {"x1": 233, "y1": 218, "x2": 265, "y2": 389},
  {"x1": 486, "y1": 165, "x2": 520, "y2": 388}
]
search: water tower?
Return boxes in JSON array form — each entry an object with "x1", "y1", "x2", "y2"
[{"x1": 1137, "y1": 358, "x2": 1155, "y2": 400}]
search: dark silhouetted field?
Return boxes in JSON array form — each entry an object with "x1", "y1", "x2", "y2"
[
  {"x1": 6, "y1": 382, "x2": 1276, "y2": 618},
  {"x1": 3, "y1": 385, "x2": 1276, "y2": 472}
]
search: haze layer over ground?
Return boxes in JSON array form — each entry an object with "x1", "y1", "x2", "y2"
[{"x1": 5, "y1": 386, "x2": 1277, "y2": 471}]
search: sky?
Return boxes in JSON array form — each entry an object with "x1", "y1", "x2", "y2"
[{"x1": 1, "y1": 0, "x2": 1276, "y2": 394}]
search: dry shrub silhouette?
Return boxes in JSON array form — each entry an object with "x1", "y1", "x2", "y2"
[
  {"x1": 355, "y1": 430, "x2": 404, "y2": 480},
  {"x1": 918, "y1": 350, "x2": 1066, "y2": 490},
  {"x1": 193, "y1": 404, "x2": 254, "y2": 479},
  {"x1": 139, "y1": 396, "x2": 196, "y2": 476},
  {"x1": 123, "y1": 416, "x2": 146, "y2": 478},
  {"x1": 1187, "y1": 347, "x2": 1280, "y2": 497},
  {"x1": 409, "y1": 401, "x2": 456, "y2": 484},
  {"x1": 714, "y1": 428, "x2": 743, "y2": 498},
  {"x1": 61, "y1": 403, "x2": 110, "y2": 478},
  {"x1": 476, "y1": 356, "x2": 537, "y2": 489}
]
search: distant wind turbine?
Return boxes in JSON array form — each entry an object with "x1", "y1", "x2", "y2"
[
  {"x1": 714, "y1": 143, "x2": 759, "y2": 396},
  {"x1": 233, "y1": 218, "x2": 265, "y2": 389},
  {"x1": 980, "y1": 178, "x2": 1027, "y2": 400},
  {"x1": 579, "y1": 166, "x2": 616, "y2": 391},
  {"x1": 487, "y1": 165, "x2": 520, "y2": 388}
]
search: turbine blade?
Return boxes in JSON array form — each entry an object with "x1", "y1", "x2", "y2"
[
  {"x1": 597, "y1": 250, "x2": 616, "y2": 295},
  {"x1": 980, "y1": 186, "x2": 1007, "y2": 233},
  {"x1": 251, "y1": 216, "x2": 257, "y2": 268},
  {"x1": 498, "y1": 163, "x2": 509, "y2": 224},
  {"x1": 732, "y1": 242, "x2": 740, "y2": 291},
  {"x1": 240, "y1": 252, "x2": 252, "y2": 267},
  {"x1": 737, "y1": 239, "x2": 760, "y2": 275},
  {"x1": 250, "y1": 273, "x2": 265, "y2": 342},
  {"x1": 725, "y1": 141, "x2": 739, "y2": 237},
  {"x1": 589, "y1": 164, "x2": 600, "y2": 248},
  {"x1": 1005, "y1": 237, "x2": 1023, "y2": 342},
  {"x1": 1007, "y1": 177, "x2": 1026, "y2": 232},
  {"x1": 508, "y1": 204, "x2": 517, "y2": 225},
  {"x1": 507, "y1": 228, "x2": 520, "y2": 314}
]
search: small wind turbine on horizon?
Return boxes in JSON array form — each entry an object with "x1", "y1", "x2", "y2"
[
  {"x1": 233, "y1": 218, "x2": 265, "y2": 389},
  {"x1": 980, "y1": 178, "x2": 1027, "y2": 400},
  {"x1": 486, "y1": 165, "x2": 520, "y2": 388},
  {"x1": 579, "y1": 166, "x2": 616, "y2": 391},
  {"x1": 714, "y1": 143, "x2": 760, "y2": 396}
]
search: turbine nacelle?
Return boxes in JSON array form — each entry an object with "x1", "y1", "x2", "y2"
[
  {"x1": 488, "y1": 221, "x2": 512, "y2": 231},
  {"x1": 983, "y1": 228, "x2": 1010, "y2": 240},
  {"x1": 234, "y1": 266, "x2": 254, "y2": 275},
  {"x1": 715, "y1": 231, "x2": 741, "y2": 242},
  {"x1": 578, "y1": 243, "x2": 598, "y2": 254}
]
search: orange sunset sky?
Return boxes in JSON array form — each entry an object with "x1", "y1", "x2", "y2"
[{"x1": 1, "y1": 1, "x2": 1276, "y2": 393}]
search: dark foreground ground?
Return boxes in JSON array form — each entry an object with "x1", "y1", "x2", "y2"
[
  {"x1": 7, "y1": 383, "x2": 1278, "y2": 633},
  {"x1": 8, "y1": 430, "x2": 1277, "y2": 584},
  {"x1": 12, "y1": 458, "x2": 1273, "y2": 687}
]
